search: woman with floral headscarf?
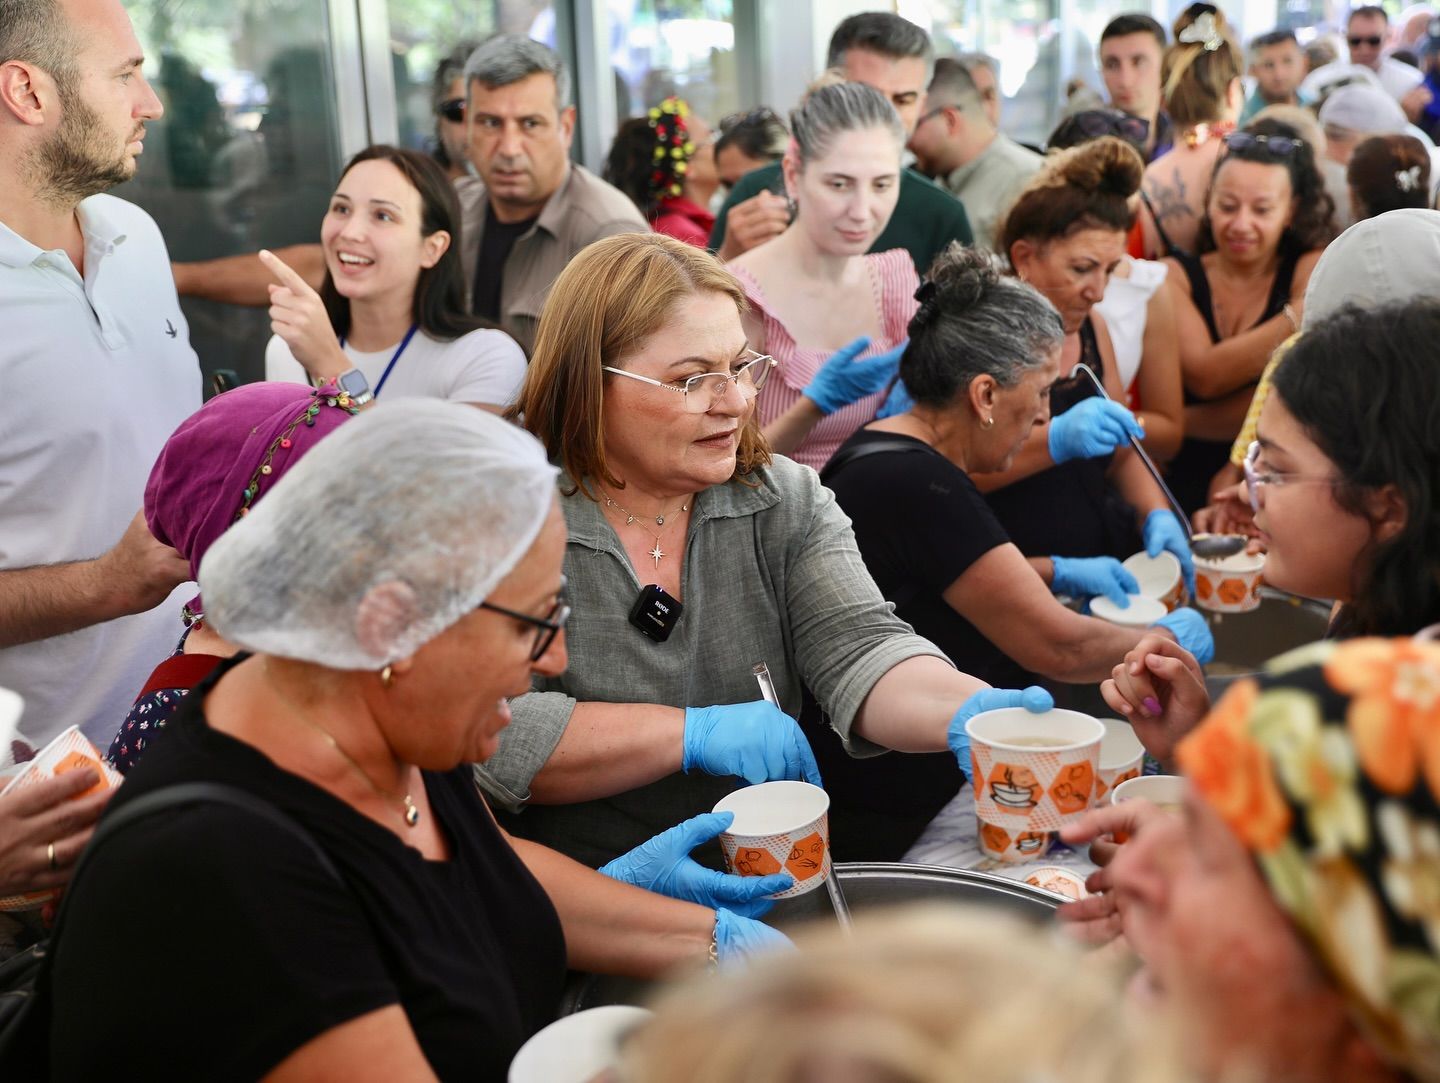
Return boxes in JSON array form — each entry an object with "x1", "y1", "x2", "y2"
[
  {"x1": 603, "y1": 97, "x2": 720, "y2": 247},
  {"x1": 1063, "y1": 636, "x2": 1440, "y2": 1083}
]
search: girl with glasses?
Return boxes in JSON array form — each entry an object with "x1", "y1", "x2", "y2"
[{"x1": 1162, "y1": 116, "x2": 1334, "y2": 514}]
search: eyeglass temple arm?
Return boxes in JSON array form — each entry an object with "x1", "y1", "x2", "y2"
[{"x1": 1071, "y1": 363, "x2": 1196, "y2": 539}]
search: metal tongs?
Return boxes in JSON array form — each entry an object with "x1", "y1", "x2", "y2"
[{"x1": 1071, "y1": 363, "x2": 1245, "y2": 560}]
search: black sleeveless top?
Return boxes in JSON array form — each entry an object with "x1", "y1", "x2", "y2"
[
  {"x1": 986, "y1": 318, "x2": 1138, "y2": 560},
  {"x1": 1165, "y1": 242, "x2": 1301, "y2": 512}
]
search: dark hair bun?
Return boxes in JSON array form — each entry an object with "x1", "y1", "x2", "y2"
[{"x1": 1052, "y1": 136, "x2": 1145, "y2": 199}]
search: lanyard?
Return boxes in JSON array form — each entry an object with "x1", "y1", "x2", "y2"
[{"x1": 337, "y1": 323, "x2": 419, "y2": 398}]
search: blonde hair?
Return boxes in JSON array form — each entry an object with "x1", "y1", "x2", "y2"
[
  {"x1": 511, "y1": 233, "x2": 770, "y2": 497},
  {"x1": 1162, "y1": 5, "x2": 1244, "y2": 127},
  {"x1": 621, "y1": 905, "x2": 1198, "y2": 1083}
]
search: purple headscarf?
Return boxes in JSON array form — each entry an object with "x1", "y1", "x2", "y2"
[{"x1": 145, "y1": 382, "x2": 358, "y2": 616}]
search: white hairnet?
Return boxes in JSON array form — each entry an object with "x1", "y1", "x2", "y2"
[
  {"x1": 199, "y1": 400, "x2": 558, "y2": 670},
  {"x1": 1303, "y1": 208, "x2": 1440, "y2": 329}
]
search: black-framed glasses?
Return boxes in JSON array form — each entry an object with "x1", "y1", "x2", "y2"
[
  {"x1": 1223, "y1": 131, "x2": 1301, "y2": 156},
  {"x1": 437, "y1": 97, "x2": 465, "y2": 124},
  {"x1": 478, "y1": 576, "x2": 570, "y2": 661},
  {"x1": 1348, "y1": 35, "x2": 1383, "y2": 48},
  {"x1": 913, "y1": 104, "x2": 952, "y2": 129}
]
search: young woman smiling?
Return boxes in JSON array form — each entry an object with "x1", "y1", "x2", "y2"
[{"x1": 263, "y1": 144, "x2": 526, "y2": 411}]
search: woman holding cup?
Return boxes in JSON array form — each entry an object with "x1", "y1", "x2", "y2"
[
  {"x1": 1102, "y1": 300, "x2": 1440, "y2": 768},
  {"x1": 823, "y1": 244, "x2": 1211, "y2": 856},
  {"x1": 483, "y1": 231, "x2": 1049, "y2": 870}
]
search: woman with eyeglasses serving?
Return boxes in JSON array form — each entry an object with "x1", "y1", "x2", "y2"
[
  {"x1": 477, "y1": 231, "x2": 1049, "y2": 869},
  {"x1": 1161, "y1": 116, "x2": 1333, "y2": 514},
  {"x1": 50, "y1": 402, "x2": 792, "y2": 1080},
  {"x1": 1101, "y1": 299, "x2": 1440, "y2": 769}
]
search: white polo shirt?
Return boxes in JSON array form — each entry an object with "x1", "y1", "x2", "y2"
[{"x1": 0, "y1": 194, "x2": 201, "y2": 750}]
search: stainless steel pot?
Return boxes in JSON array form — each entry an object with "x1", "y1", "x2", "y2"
[
  {"x1": 561, "y1": 862, "x2": 1061, "y2": 1014},
  {"x1": 1203, "y1": 588, "x2": 1332, "y2": 698}
]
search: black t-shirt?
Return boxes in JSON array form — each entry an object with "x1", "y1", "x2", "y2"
[
  {"x1": 825, "y1": 429, "x2": 1027, "y2": 689},
  {"x1": 48, "y1": 657, "x2": 566, "y2": 1082},
  {"x1": 472, "y1": 202, "x2": 538, "y2": 322}
]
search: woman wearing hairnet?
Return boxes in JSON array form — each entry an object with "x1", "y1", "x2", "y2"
[
  {"x1": 482, "y1": 232, "x2": 1050, "y2": 869},
  {"x1": 45, "y1": 402, "x2": 785, "y2": 1081}
]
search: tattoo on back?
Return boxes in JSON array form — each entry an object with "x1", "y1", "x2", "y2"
[{"x1": 1146, "y1": 170, "x2": 1195, "y2": 224}]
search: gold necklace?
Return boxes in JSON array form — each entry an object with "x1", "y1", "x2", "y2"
[{"x1": 603, "y1": 494, "x2": 691, "y2": 569}]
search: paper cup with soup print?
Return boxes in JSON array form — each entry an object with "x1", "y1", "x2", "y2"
[
  {"x1": 1024, "y1": 865, "x2": 1091, "y2": 901},
  {"x1": 1193, "y1": 542, "x2": 1265, "y2": 613},
  {"x1": 1094, "y1": 718, "x2": 1145, "y2": 804},
  {"x1": 965, "y1": 708, "x2": 1105, "y2": 863},
  {"x1": 712, "y1": 781, "x2": 831, "y2": 898},
  {"x1": 1110, "y1": 773, "x2": 1189, "y2": 843},
  {"x1": 1122, "y1": 550, "x2": 1185, "y2": 612}
]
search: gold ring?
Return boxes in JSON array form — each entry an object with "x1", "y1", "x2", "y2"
[{"x1": 47, "y1": 842, "x2": 56, "y2": 871}]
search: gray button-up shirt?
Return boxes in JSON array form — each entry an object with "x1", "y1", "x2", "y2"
[
  {"x1": 942, "y1": 134, "x2": 1043, "y2": 252},
  {"x1": 456, "y1": 164, "x2": 648, "y2": 355},
  {"x1": 475, "y1": 455, "x2": 949, "y2": 867}
]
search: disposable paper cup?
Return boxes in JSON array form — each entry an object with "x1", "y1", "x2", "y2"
[
  {"x1": 1024, "y1": 865, "x2": 1090, "y2": 901},
  {"x1": 1123, "y1": 550, "x2": 1185, "y2": 611},
  {"x1": 1193, "y1": 544, "x2": 1265, "y2": 613},
  {"x1": 965, "y1": 708, "x2": 1104, "y2": 863},
  {"x1": 713, "y1": 780, "x2": 831, "y2": 898},
  {"x1": 508, "y1": 1005, "x2": 652, "y2": 1083},
  {"x1": 1094, "y1": 718, "x2": 1145, "y2": 803},
  {"x1": 1089, "y1": 593, "x2": 1168, "y2": 627},
  {"x1": 1110, "y1": 774, "x2": 1188, "y2": 843}
]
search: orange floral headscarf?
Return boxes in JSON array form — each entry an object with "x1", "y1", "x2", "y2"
[{"x1": 1180, "y1": 638, "x2": 1440, "y2": 1082}]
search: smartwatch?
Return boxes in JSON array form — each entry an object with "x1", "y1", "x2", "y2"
[{"x1": 337, "y1": 368, "x2": 374, "y2": 406}]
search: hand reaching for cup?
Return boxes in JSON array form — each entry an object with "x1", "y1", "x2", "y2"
[
  {"x1": 0, "y1": 768, "x2": 112, "y2": 897},
  {"x1": 259, "y1": 248, "x2": 350, "y2": 383},
  {"x1": 1053, "y1": 799, "x2": 1168, "y2": 948},
  {"x1": 1101, "y1": 633, "x2": 1210, "y2": 769}
]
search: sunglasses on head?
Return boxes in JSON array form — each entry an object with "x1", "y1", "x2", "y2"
[
  {"x1": 437, "y1": 97, "x2": 465, "y2": 124},
  {"x1": 1223, "y1": 131, "x2": 1301, "y2": 156},
  {"x1": 1348, "y1": 35, "x2": 1383, "y2": 48},
  {"x1": 1073, "y1": 111, "x2": 1150, "y2": 143}
]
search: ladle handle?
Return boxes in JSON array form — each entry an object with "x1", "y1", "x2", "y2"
[{"x1": 1071, "y1": 363, "x2": 1195, "y2": 539}]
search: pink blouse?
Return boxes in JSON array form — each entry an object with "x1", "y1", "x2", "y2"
[{"x1": 729, "y1": 249, "x2": 918, "y2": 471}]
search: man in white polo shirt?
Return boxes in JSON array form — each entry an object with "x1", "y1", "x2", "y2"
[{"x1": 0, "y1": 0, "x2": 200, "y2": 751}]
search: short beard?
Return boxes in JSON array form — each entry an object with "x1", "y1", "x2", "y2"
[{"x1": 28, "y1": 84, "x2": 134, "y2": 209}]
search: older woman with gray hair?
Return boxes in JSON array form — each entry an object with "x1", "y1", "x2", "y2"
[{"x1": 822, "y1": 244, "x2": 1210, "y2": 854}]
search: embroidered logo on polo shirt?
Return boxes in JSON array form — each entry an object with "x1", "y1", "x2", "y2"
[{"x1": 165, "y1": 320, "x2": 177, "y2": 338}]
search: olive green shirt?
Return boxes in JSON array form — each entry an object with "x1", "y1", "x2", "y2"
[
  {"x1": 708, "y1": 165, "x2": 974, "y2": 277},
  {"x1": 474, "y1": 455, "x2": 949, "y2": 867}
]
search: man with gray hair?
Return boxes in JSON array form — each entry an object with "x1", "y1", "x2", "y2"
[
  {"x1": 952, "y1": 52, "x2": 1003, "y2": 127},
  {"x1": 0, "y1": 0, "x2": 200, "y2": 754},
  {"x1": 907, "y1": 58, "x2": 1041, "y2": 250},
  {"x1": 710, "y1": 11, "x2": 973, "y2": 273},
  {"x1": 457, "y1": 34, "x2": 644, "y2": 352}
]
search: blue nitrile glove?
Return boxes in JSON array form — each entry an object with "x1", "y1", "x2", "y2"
[
  {"x1": 714, "y1": 907, "x2": 795, "y2": 965},
  {"x1": 1144, "y1": 509, "x2": 1196, "y2": 596},
  {"x1": 599, "y1": 811, "x2": 794, "y2": 918},
  {"x1": 683, "y1": 702, "x2": 823, "y2": 786},
  {"x1": 802, "y1": 336, "x2": 908, "y2": 415},
  {"x1": 875, "y1": 378, "x2": 914, "y2": 419},
  {"x1": 1050, "y1": 555, "x2": 1140, "y2": 607},
  {"x1": 1153, "y1": 607, "x2": 1215, "y2": 666},
  {"x1": 1047, "y1": 398, "x2": 1144, "y2": 464},
  {"x1": 946, "y1": 686, "x2": 1055, "y2": 780}
]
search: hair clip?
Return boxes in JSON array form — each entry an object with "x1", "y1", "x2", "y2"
[
  {"x1": 1178, "y1": 11, "x2": 1224, "y2": 51},
  {"x1": 911, "y1": 281, "x2": 939, "y2": 329},
  {"x1": 913, "y1": 280, "x2": 937, "y2": 304},
  {"x1": 1396, "y1": 164, "x2": 1423, "y2": 192}
]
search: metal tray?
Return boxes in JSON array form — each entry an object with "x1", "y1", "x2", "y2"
[{"x1": 561, "y1": 861, "x2": 1060, "y2": 1014}]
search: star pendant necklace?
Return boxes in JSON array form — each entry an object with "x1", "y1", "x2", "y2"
[{"x1": 604, "y1": 493, "x2": 691, "y2": 569}]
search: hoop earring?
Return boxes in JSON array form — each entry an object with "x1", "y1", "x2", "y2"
[{"x1": 380, "y1": 665, "x2": 394, "y2": 689}]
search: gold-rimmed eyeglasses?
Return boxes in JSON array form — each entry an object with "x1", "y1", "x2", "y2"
[{"x1": 603, "y1": 350, "x2": 777, "y2": 414}]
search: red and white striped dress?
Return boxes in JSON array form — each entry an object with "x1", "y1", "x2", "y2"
[{"x1": 730, "y1": 248, "x2": 918, "y2": 472}]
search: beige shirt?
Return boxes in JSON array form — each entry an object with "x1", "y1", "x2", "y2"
[
  {"x1": 941, "y1": 133, "x2": 1043, "y2": 251},
  {"x1": 456, "y1": 164, "x2": 647, "y2": 354}
]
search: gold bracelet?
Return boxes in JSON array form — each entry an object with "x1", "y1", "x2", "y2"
[{"x1": 709, "y1": 915, "x2": 720, "y2": 968}]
